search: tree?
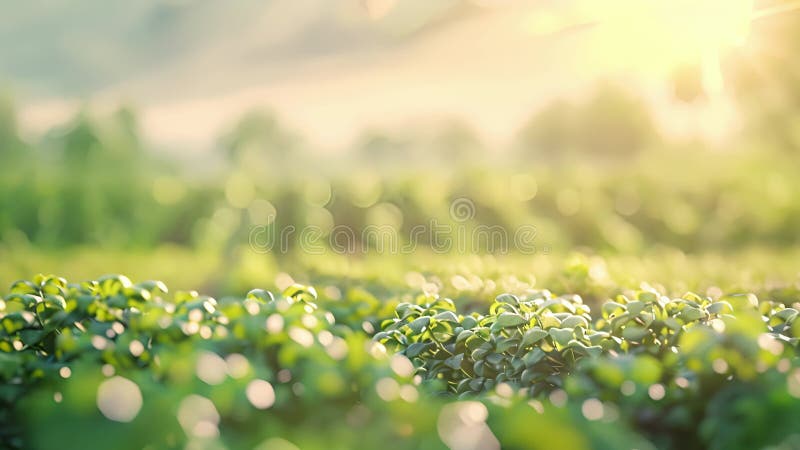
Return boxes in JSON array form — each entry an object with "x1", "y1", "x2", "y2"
[
  {"x1": 516, "y1": 84, "x2": 658, "y2": 161},
  {"x1": 220, "y1": 110, "x2": 302, "y2": 171},
  {"x1": 723, "y1": 0, "x2": 800, "y2": 152}
]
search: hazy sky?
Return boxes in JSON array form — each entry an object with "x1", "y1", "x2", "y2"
[{"x1": 4, "y1": 0, "x2": 750, "y2": 152}]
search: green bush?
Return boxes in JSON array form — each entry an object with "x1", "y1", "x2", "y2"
[{"x1": 0, "y1": 275, "x2": 798, "y2": 449}]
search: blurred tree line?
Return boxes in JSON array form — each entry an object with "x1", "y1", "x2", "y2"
[
  {"x1": 1, "y1": 61, "x2": 799, "y2": 254},
  {"x1": 726, "y1": 0, "x2": 800, "y2": 153},
  {"x1": 515, "y1": 84, "x2": 659, "y2": 162},
  {"x1": 0, "y1": 95, "x2": 217, "y2": 248}
]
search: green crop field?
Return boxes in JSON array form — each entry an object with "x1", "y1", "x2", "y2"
[
  {"x1": 3, "y1": 1, "x2": 800, "y2": 449},
  {"x1": 1, "y1": 272, "x2": 798, "y2": 450}
]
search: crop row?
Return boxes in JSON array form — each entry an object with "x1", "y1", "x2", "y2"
[{"x1": 0, "y1": 275, "x2": 798, "y2": 449}]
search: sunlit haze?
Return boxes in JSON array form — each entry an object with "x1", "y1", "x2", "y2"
[{"x1": 7, "y1": 0, "x2": 774, "y2": 151}]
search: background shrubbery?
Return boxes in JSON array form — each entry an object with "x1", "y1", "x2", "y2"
[{"x1": 1, "y1": 87, "x2": 800, "y2": 298}]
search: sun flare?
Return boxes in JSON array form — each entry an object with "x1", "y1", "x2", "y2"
[{"x1": 562, "y1": 0, "x2": 755, "y2": 93}]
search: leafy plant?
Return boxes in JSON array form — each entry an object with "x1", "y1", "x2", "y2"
[{"x1": 0, "y1": 275, "x2": 798, "y2": 450}]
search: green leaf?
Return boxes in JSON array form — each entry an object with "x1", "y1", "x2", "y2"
[
  {"x1": 495, "y1": 293, "x2": 519, "y2": 305},
  {"x1": 9, "y1": 280, "x2": 38, "y2": 295},
  {"x1": 2, "y1": 314, "x2": 30, "y2": 334},
  {"x1": 405, "y1": 342, "x2": 429, "y2": 358},
  {"x1": 485, "y1": 353, "x2": 504, "y2": 366},
  {"x1": 774, "y1": 308, "x2": 798, "y2": 322},
  {"x1": 434, "y1": 311, "x2": 459, "y2": 323},
  {"x1": 520, "y1": 368, "x2": 537, "y2": 384},
  {"x1": 494, "y1": 338, "x2": 516, "y2": 353},
  {"x1": 520, "y1": 327, "x2": 549, "y2": 348},
  {"x1": 283, "y1": 284, "x2": 318, "y2": 301},
  {"x1": 408, "y1": 316, "x2": 431, "y2": 334},
  {"x1": 43, "y1": 294, "x2": 66, "y2": 310},
  {"x1": 461, "y1": 316, "x2": 478, "y2": 329},
  {"x1": 549, "y1": 327, "x2": 574, "y2": 347},
  {"x1": 98, "y1": 274, "x2": 133, "y2": 294},
  {"x1": 626, "y1": 301, "x2": 645, "y2": 316},
  {"x1": 706, "y1": 301, "x2": 733, "y2": 315},
  {"x1": 678, "y1": 306, "x2": 705, "y2": 322},
  {"x1": 587, "y1": 331, "x2": 609, "y2": 346},
  {"x1": 637, "y1": 291, "x2": 659, "y2": 303},
  {"x1": 539, "y1": 314, "x2": 561, "y2": 329},
  {"x1": 560, "y1": 315, "x2": 589, "y2": 329},
  {"x1": 622, "y1": 326, "x2": 649, "y2": 341},
  {"x1": 603, "y1": 301, "x2": 626, "y2": 317},
  {"x1": 522, "y1": 348, "x2": 545, "y2": 367},
  {"x1": 137, "y1": 280, "x2": 169, "y2": 294},
  {"x1": 444, "y1": 353, "x2": 464, "y2": 370},
  {"x1": 4, "y1": 293, "x2": 39, "y2": 309},
  {"x1": 664, "y1": 317, "x2": 682, "y2": 331},
  {"x1": 494, "y1": 312, "x2": 527, "y2": 328},
  {"x1": 681, "y1": 292, "x2": 704, "y2": 304},
  {"x1": 469, "y1": 378, "x2": 485, "y2": 392},
  {"x1": 19, "y1": 329, "x2": 45, "y2": 346},
  {"x1": 246, "y1": 289, "x2": 275, "y2": 303},
  {"x1": 568, "y1": 341, "x2": 603, "y2": 358},
  {"x1": 456, "y1": 330, "x2": 474, "y2": 344},
  {"x1": 610, "y1": 312, "x2": 633, "y2": 330},
  {"x1": 472, "y1": 347, "x2": 490, "y2": 361}
]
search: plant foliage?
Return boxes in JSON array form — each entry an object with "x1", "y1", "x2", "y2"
[{"x1": 0, "y1": 275, "x2": 798, "y2": 449}]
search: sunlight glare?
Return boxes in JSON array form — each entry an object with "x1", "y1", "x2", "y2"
[{"x1": 580, "y1": 0, "x2": 754, "y2": 81}]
